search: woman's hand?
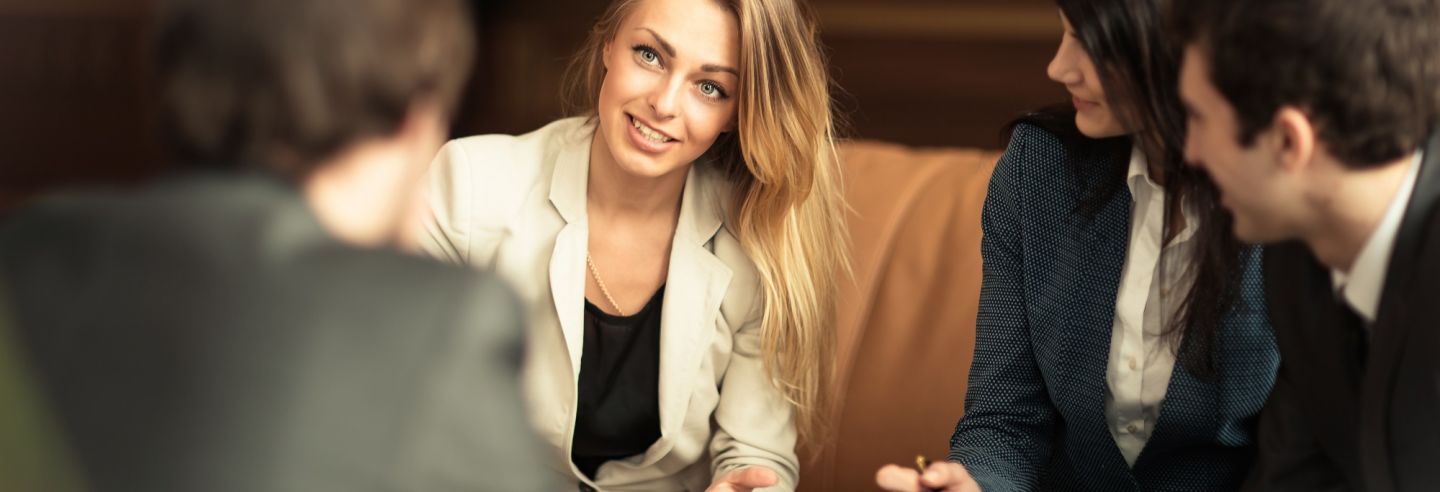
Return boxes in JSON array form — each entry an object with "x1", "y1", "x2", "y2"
[
  {"x1": 706, "y1": 466, "x2": 779, "y2": 492},
  {"x1": 875, "y1": 461, "x2": 982, "y2": 492}
]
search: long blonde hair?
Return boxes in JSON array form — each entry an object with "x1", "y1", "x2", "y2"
[{"x1": 563, "y1": 0, "x2": 847, "y2": 447}]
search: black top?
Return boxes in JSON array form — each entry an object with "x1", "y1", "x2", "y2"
[{"x1": 571, "y1": 286, "x2": 665, "y2": 479}]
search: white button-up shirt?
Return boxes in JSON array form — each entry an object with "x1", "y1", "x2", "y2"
[
  {"x1": 1106, "y1": 147, "x2": 1197, "y2": 467},
  {"x1": 1331, "y1": 151, "x2": 1424, "y2": 324}
]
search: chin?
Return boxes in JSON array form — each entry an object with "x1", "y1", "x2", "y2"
[
  {"x1": 1232, "y1": 216, "x2": 1282, "y2": 245},
  {"x1": 1075, "y1": 115, "x2": 1121, "y2": 139},
  {"x1": 1232, "y1": 223, "x2": 1262, "y2": 243},
  {"x1": 615, "y1": 155, "x2": 676, "y2": 178},
  {"x1": 609, "y1": 141, "x2": 686, "y2": 179}
]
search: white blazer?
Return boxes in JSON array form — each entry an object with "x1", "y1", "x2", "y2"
[{"x1": 419, "y1": 117, "x2": 798, "y2": 491}]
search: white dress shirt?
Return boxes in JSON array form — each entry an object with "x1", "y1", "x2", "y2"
[
  {"x1": 1331, "y1": 151, "x2": 1424, "y2": 324},
  {"x1": 1106, "y1": 147, "x2": 1198, "y2": 467}
]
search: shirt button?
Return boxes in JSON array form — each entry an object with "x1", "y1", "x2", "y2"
[
  {"x1": 579, "y1": 484, "x2": 597, "y2": 492},
  {"x1": 1127, "y1": 358, "x2": 1138, "y2": 370},
  {"x1": 1126, "y1": 423, "x2": 1140, "y2": 434}
]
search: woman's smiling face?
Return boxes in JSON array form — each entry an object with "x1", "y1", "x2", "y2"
[
  {"x1": 1047, "y1": 11, "x2": 1128, "y2": 138},
  {"x1": 593, "y1": 0, "x2": 740, "y2": 179}
]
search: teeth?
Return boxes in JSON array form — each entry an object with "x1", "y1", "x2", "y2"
[{"x1": 630, "y1": 116, "x2": 672, "y2": 143}]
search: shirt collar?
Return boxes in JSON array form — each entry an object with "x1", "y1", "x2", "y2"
[
  {"x1": 1125, "y1": 146, "x2": 1199, "y2": 245},
  {"x1": 1331, "y1": 150, "x2": 1425, "y2": 323},
  {"x1": 1125, "y1": 145, "x2": 1149, "y2": 194}
]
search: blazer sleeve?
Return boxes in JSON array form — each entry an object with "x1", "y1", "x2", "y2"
[
  {"x1": 708, "y1": 236, "x2": 800, "y2": 491},
  {"x1": 948, "y1": 127, "x2": 1060, "y2": 492},
  {"x1": 709, "y1": 313, "x2": 800, "y2": 491}
]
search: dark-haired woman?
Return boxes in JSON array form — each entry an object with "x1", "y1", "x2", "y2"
[{"x1": 876, "y1": 1, "x2": 1278, "y2": 490}]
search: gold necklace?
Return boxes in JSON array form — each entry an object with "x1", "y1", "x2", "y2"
[{"x1": 585, "y1": 253, "x2": 626, "y2": 316}]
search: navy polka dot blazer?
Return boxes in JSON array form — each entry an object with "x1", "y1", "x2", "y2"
[{"x1": 948, "y1": 123, "x2": 1279, "y2": 491}]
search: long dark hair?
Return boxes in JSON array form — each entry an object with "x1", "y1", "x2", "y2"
[{"x1": 1010, "y1": 0, "x2": 1249, "y2": 379}]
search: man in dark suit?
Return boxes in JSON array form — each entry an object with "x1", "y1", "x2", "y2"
[
  {"x1": 1175, "y1": 0, "x2": 1440, "y2": 490},
  {"x1": 0, "y1": 0, "x2": 551, "y2": 490}
]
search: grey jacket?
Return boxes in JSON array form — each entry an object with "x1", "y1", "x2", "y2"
[{"x1": 0, "y1": 173, "x2": 551, "y2": 492}]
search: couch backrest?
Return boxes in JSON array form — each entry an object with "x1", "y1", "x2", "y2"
[{"x1": 800, "y1": 141, "x2": 1000, "y2": 491}]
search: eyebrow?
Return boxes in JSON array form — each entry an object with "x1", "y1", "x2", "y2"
[
  {"x1": 702, "y1": 63, "x2": 739, "y2": 76},
  {"x1": 639, "y1": 28, "x2": 739, "y2": 76}
]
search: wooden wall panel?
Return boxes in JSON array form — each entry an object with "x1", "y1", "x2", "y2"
[
  {"x1": 0, "y1": 0, "x2": 1067, "y2": 208},
  {"x1": 0, "y1": 5, "x2": 162, "y2": 214},
  {"x1": 459, "y1": 0, "x2": 1066, "y2": 148}
]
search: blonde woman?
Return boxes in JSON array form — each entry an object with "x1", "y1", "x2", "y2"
[{"x1": 417, "y1": 0, "x2": 845, "y2": 489}]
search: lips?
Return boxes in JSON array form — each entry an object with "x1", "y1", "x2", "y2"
[
  {"x1": 1072, "y1": 95, "x2": 1099, "y2": 111},
  {"x1": 625, "y1": 113, "x2": 677, "y2": 153}
]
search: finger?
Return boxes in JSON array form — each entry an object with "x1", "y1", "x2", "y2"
[
  {"x1": 728, "y1": 466, "x2": 778, "y2": 488},
  {"x1": 920, "y1": 462, "x2": 970, "y2": 489},
  {"x1": 874, "y1": 464, "x2": 923, "y2": 492}
]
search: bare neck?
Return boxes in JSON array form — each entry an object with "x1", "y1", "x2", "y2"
[
  {"x1": 1302, "y1": 155, "x2": 1414, "y2": 273},
  {"x1": 302, "y1": 140, "x2": 421, "y2": 248},
  {"x1": 585, "y1": 130, "x2": 687, "y2": 224}
]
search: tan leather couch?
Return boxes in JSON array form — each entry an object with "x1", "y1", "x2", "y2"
[{"x1": 800, "y1": 141, "x2": 1001, "y2": 491}]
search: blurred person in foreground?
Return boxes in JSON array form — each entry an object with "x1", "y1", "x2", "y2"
[
  {"x1": 0, "y1": 0, "x2": 551, "y2": 490},
  {"x1": 1177, "y1": 0, "x2": 1440, "y2": 489}
]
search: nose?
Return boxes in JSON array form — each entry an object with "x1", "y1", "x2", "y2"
[
  {"x1": 1046, "y1": 37, "x2": 1083, "y2": 86},
  {"x1": 647, "y1": 75, "x2": 683, "y2": 120}
]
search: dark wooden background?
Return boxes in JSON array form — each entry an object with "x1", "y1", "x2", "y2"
[{"x1": 0, "y1": 0, "x2": 1065, "y2": 215}]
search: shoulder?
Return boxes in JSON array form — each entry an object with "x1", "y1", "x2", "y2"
[
  {"x1": 0, "y1": 176, "x2": 304, "y2": 276},
  {"x1": 431, "y1": 117, "x2": 592, "y2": 184},
  {"x1": 291, "y1": 245, "x2": 523, "y2": 341},
  {"x1": 438, "y1": 117, "x2": 590, "y2": 170},
  {"x1": 0, "y1": 191, "x2": 113, "y2": 297},
  {"x1": 1004, "y1": 122, "x2": 1069, "y2": 157},
  {"x1": 995, "y1": 122, "x2": 1097, "y2": 185},
  {"x1": 427, "y1": 117, "x2": 592, "y2": 221},
  {"x1": 990, "y1": 123, "x2": 1131, "y2": 216}
]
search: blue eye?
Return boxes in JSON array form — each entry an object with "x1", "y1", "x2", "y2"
[
  {"x1": 699, "y1": 81, "x2": 727, "y2": 99},
  {"x1": 634, "y1": 45, "x2": 660, "y2": 66}
]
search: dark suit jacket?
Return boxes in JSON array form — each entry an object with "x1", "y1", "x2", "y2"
[
  {"x1": 951, "y1": 123, "x2": 1280, "y2": 491},
  {"x1": 1248, "y1": 135, "x2": 1440, "y2": 492},
  {"x1": 0, "y1": 174, "x2": 552, "y2": 492}
]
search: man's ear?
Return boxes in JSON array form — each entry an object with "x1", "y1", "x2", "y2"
[{"x1": 1270, "y1": 106, "x2": 1316, "y2": 175}]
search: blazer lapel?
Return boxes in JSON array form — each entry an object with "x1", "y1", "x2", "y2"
[
  {"x1": 656, "y1": 165, "x2": 732, "y2": 439},
  {"x1": 1360, "y1": 132, "x2": 1440, "y2": 489},
  {"x1": 1143, "y1": 357, "x2": 1218, "y2": 462},
  {"x1": 547, "y1": 125, "x2": 593, "y2": 382},
  {"x1": 1064, "y1": 170, "x2": 1133, "y2": 473}
]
